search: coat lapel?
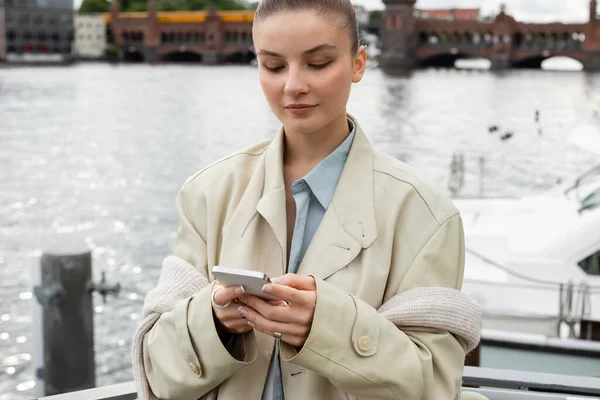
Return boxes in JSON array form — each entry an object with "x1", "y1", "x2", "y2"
[
  {"x1": 297, "y1": 116, "x2": 378, "y2": 280},
  {"x1": 218, "y1": 116, "x2": 377, "y2": 282},
  {"x1": 218, "y1": 128, "x2": 288, "y2": 279}
]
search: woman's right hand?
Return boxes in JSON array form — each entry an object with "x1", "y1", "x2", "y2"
[{"x1": 211, "y1": 282, "x2": 251, "y2": 334}]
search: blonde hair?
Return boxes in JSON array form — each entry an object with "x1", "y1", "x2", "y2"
[{"x1": 253, "y1": 0, "x2": 360, "y2": 54}]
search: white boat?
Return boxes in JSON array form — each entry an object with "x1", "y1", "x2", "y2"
[{"x1": 455, "y1": 113, "x2": 600, "y2": 375}]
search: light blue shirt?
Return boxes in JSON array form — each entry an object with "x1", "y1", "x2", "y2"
[{"x1": 262, "y1": 119, "x2": 356, "y2": 400}]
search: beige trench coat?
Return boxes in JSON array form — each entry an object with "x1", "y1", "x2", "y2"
[{"x1": 142, "y1": 116, "x2": 467, "y2": 400}]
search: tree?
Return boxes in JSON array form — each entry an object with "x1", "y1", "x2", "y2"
[
  {"x1": 99, "y1": 0, "x2": 246, "y2": 12},
  {"x1": 369, "y1": 10, "x2": 382, "y2": 27},
  {"x1": 217, "y1": 0, "x2": 247, "y2": 10},
  {"x1": 125, "y1": 0, "x2": 147, "y2": 11},
  {"x1": 185, "y1": 0, "x2": 210, "y2": 10},
  {"x1": 79, "y1": 0, "x2": 110, "y2": 13}
]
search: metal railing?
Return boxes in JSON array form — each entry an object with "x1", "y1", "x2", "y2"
[{"x1": 37, "y1": 367, "x2": 600, "y2": 400}]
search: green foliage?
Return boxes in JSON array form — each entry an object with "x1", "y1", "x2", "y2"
[
  {"x1": 125, "y1": 0, "x2": 147, "y2": 11},
  {"x1": 117, "y1": 0, "x2": 247, "y2": 11},
  {"x1": 79, "y1": 0, "x2": 110, "y2": 13},
  {"x1": 216, "y1": 0, "x2": 247, "y2": 10},
  {"x1": 369, "y1": 10, "x2": 382, "y2": 25}
]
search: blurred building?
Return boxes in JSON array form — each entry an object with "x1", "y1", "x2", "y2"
[
  {"x1": 354, "y1": 5, "x2": 370, "y2": 27},
  {"x1": 75, "y1": 14, "x2": 107, "y2": 60},
  {"x1": 3, "y1": 0, "x2": 74, "y2": 64},
  {"x1": 0, "y1": 0, "x2": 5, "y2": 62},
  {"x1": 414, "y1": 8, "x2": 480, "y2": 21}
]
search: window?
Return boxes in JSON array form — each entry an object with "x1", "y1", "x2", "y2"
[{"x1": 579, "y1": 250, "x2": 600, "y2": 276}]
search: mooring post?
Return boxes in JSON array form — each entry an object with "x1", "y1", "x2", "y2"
[{"x1": 33, "y1": 243, "x2": 120, "y2": 396}]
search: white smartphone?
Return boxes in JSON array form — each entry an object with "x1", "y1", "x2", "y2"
[{"x1": 211, "y1": 266, "x2": 278, "y2": 301}]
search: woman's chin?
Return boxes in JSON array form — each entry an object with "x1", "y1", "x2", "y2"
[{"x1": 280, "y1": 114, "x2": 326, "y2": 135}]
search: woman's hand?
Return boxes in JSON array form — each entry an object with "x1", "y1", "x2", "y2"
[
  {"x1": 211, "y1": 282, "x2": 252, "y2": 334},
  {"x1": 238, "y1": 274, "x2": 316, "y2": 347}
]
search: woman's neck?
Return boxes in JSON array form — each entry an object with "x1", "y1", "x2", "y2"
[{"x1": 283, "y1": 111, "x2": 351, "y2": 172}]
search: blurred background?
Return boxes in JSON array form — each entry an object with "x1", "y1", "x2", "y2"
[{"x1": 1, "y1": 0, "x2": 600, "y2": 399}]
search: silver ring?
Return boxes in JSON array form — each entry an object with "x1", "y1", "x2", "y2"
[
  {"x1": 273, "y1": 332, "x2": 282, "y2": 340},
  {"x1": 211, "y1": 287, "x2": 231, "y2": 309}
]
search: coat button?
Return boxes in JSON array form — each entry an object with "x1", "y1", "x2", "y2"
[
  {"x1": 357, "y1": 336, "x2": 371, "y2": 352},
  {"x1": 189, "y1": 362, "x2": 201, "y2": 376}
]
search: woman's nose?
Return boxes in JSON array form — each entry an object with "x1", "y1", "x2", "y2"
[{"x1": 284, "y1": 68, "x2": 309, "y2": 97}]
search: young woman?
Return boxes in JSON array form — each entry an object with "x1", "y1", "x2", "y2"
[{"x1": 133, "y1": 1, "x2": 480, "y2": 399}]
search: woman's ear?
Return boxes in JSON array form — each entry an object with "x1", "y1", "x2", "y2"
[{"x1": 352, "y1": 45, "x2": 367, "y2": 83}]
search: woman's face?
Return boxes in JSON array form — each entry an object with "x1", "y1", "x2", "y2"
[{"x1": 252, "y1": 10, "x2": 366, "y2": 135}]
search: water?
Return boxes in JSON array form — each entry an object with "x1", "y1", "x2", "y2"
[{"x1": 1, "y1": 63, "x2": 599, "y2": 398}]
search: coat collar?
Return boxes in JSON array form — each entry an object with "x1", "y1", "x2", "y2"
[{"x1": 225, "y1": 114, "x2": 377, "y2": 280}]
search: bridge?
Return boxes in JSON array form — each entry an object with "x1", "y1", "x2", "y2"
[
  {"x1": 107, "y1": 0, "x2": 600, "y2": 70},
  {"x1": 382, "y1": 0, "x2": 600, "y2": 70},
  {"x1": 106, "y1": 0, "x2": 254, "y2": 63}
]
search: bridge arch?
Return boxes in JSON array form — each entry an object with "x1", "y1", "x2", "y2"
[
  {"x1": 418, "y1": 51, "x2": 490, "y2": 68},
  {"x1": 512, "y1": 53, "x2": 586, "y2": 69},
  {"x1": 161, "y1": 50, "x2": 203, "y2": 63},
  {"x1": 123, "y1": 48, "x2": 144, "y2": 62},
  {"x1": 222, "y1": 50, "x2": 256, "y2": 64}
]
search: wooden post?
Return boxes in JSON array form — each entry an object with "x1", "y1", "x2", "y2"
[{"x1": 34, "y1": 246, "x2": 96, "y2": 396}]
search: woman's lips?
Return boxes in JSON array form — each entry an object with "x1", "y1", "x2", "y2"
[{"x1": 285, "y1": 104, "x2": 318, "y2": 116}]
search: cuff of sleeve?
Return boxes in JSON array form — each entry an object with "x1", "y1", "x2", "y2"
[
  {"x1": 182, "y1": 282, "x2": 258, "y2": 377},
  {"x1": 280, "y1": 277, "x2": 359, "y2": 364}
]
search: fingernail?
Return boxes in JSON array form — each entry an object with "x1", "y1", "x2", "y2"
[
  {"x1": 238, "y1": 306, "x2": 247, "y2": 316},
  {"x1": 262, "y1": 284, "x2": 273, "y2": 293},
  {"x1": 234, "y1": 286, "x2": 245, "y2": 296},
  {"x1": 271, "y1": 277, "x2": 283, "y2": 283},
  {"x1": 247, "y1": 321, "x2": 256, "y2": 328}
]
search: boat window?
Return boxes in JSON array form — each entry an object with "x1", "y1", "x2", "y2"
[
  {"x1": 566, "y1": 164, "x2": 600, "y2": 213},
  {"x1": 579, "y1": 187, "x2": 600, "y2": 213},
  {"x1": 578, "y1": 249, "x2": 600, "y2": 276}
]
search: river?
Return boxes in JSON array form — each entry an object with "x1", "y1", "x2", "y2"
[{"x1": 0, "y1": 62, "x2": 599, "y2": 398}]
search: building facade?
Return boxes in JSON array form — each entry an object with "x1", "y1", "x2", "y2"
[
  {"x1": 0, "y1": 0, "x2": 5, "y2": 62},
  {"x1": 3, "y1": 0, "x2": 74, "y2": 63},
  {"x1": 354, "y1": 5, "x2": 370, "y2": 28},
  {"x1": 414, "y1": 8, "x2": 480, "y2": 21},
  {"x1": 380, "y1": 0, "x2": 600, "y2": 70},
  {"x1": 75, "y1": 14, "x2": 107, "y2": 59}
]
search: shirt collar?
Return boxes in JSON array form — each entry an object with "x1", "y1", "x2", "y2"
[{"x1": 299, "y1": 118, "x2": 355, "y2": 209}]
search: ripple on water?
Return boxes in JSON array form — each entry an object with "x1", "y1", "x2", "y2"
[{"x1": 2, "y1": 353, "x2": 31, "y2": 367}]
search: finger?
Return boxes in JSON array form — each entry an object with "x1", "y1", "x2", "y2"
[
  {"x1": 240, "y1": 306, "x2": 307, "y2": 337},
  {"x1": 272, "y1": 274, "x2": 316, "y2": 290},
  {"x1": 247, "y1": 321, "x2": 304, "y2": 347},
  {"x1": 220, "y1": 319, "x2": 253, "y2": 334},
  {"x1": 261, "y1": 283, "x2": 304, "y2": 304},
  {"x1": 214, "y1": 284, "x2": 246, "y2": 305},
  {"x1": 240, "y1": 295, "x2": 293, "y2": 323}
]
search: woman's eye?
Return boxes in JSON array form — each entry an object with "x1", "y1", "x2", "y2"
[
  {"x1": 309, "y1": 61, "x2": 332, "y2": 70},
  {"x1": 264, "y1": 65, "x2": 284, "y2": 73}
]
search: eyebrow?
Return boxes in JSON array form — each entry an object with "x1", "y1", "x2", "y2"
[{"x1": 257, "y1": 44, "x2": 337, "y2": 57}]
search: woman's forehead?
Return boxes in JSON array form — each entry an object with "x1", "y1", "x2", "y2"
[{"x1": 253, "y1": 11, "x2": 348, "y2": 55}]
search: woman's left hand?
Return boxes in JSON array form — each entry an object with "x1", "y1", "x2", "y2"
[{"x1": 238, "y1": 274, "x2": 316, "y2": 347}]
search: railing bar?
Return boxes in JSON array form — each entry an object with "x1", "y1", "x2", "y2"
[
  {"x1": 36, "y1": 367, "x2": 600, "y2": 399},
  {"x1": 462, "y1": 366, "x2": 600, "y2": 396}
]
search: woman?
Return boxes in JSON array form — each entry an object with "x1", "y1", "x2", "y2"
[{"x1": 132, "y1": 1, "x2": 481, "y2": 399}]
